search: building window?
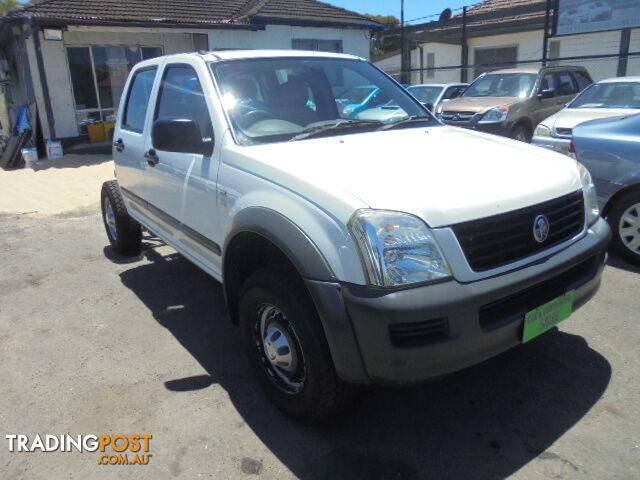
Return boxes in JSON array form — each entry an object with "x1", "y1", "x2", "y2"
[
  {"x1": 548, "y1": 40, "x2": 560, "y2": 66},
  {"x1": 426, "y1": 52, "x2": 435, "y2": 78},
  {"x1": 474, "y1": 46, "x2": 517, "y2": 78},
  {"x1": 292, "y1": 39, "x2": 343, "y2": 53},
  {"x1": 66, "y1": 45, "x2": 162, "y2": 136}
]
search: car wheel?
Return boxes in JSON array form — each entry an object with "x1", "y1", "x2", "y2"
[
  {"x1": 512, "y1": 124, "x2": 531, "y2": 143},
  {"x1": 607, "y1": 190, "x2": 640, "y2": 265},
  {"x1": 100, "y1": 180, "x2": 142, "y2": 255},
  {"x1": 239, "y1": 266, "x2": 357, "y2": 423}
]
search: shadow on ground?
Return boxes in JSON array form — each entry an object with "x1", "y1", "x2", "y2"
[
  {"x1": 114, "y1": 246, "x2": 611, "y2": 480},
  {"x1": 606, "y1": 251, "x2": 640, "y2": 274}
]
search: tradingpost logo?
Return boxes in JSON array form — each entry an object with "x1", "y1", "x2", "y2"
[{"x1": 5, "y1": 434, "x2": 153, "y2": 465}]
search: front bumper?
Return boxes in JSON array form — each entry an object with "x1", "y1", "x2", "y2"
[
  {"x1": 441, "y1": 118, "x2": 512, "y2": 137},
  {"x1": 305, "y1": 218, "x2": 610, "y2": 385},
  {"x1": 532, "y1": 135, "x2": 571, "y2": 155}
]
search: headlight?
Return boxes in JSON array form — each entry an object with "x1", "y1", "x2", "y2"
[
  {"x1": 478, "y1": 108, "x2": 508, "y2": 124},
  {"x1": 349, "y1": 210, "x2": 452, "y2": 287},
  {"x1": 534, "y1": 124, "x2": 552, "y2": 137},
  {"x1": 578, "y1": 163, "x2": 599, "y2": 226}
]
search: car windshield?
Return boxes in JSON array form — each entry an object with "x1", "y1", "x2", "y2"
[
  {"x1": 408, "y1": 86, "x2": 443, "y2": 104},
  {"x1": 210, "y1": 57, "x2": 436, "y2": 145},
  {"x1": 463, "y1": 73, "x2": 537, "y2": 98},
  {"x1": 569, "y1": 82, "x2": 640, "y2": 109}
]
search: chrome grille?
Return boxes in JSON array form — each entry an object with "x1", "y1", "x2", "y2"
[
  {"x1": 452, "y1": 191, "x2": 585, "y2": 272},
  {"x1": 441, "y1": 111, "x2": 477, "y2": 122}
]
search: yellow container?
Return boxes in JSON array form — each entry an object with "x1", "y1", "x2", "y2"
[
  {"x1": 87, "y1": 123, "x2": 106, "y2": 143},
  {"x1": 103, "y1": 121, "x2": 116, "y2": 140}
]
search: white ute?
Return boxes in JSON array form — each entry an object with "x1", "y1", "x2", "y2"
[{"x1": 102, "y1": 50, "x2": 610, "y2": 422}]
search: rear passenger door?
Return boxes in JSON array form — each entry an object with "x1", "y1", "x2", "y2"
[{"x1": 114, "y1": 66, "x2": 158, "y2": 198}]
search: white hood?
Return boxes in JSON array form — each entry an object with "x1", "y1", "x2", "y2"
[
  {"x1": 225, "y1": 126, "x2": 582, "y2": 227},
  {"x1": 545, "y1": 107, "x2": 639, "y2": 131}
]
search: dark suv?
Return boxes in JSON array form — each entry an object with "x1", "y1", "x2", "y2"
[{"x1": 437, "y1": 66, "x2": 593, "y2": 142}]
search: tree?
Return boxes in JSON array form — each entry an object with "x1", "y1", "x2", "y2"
[
  {"x1": 0, "y1": 0, "x2": 22, "y2": 16},
  {"x1": 365, "y1": 14, "x2": 401, "y2": 57}
]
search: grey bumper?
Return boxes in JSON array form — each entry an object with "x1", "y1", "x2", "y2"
[
  {"x1": 305, "y1": 218, "x2": 610, "y2": 385},
  {"x1": 532, "y1": 135, "x2": 571, "y2": 155}
]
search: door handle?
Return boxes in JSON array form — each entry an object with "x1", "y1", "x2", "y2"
[
  {"x1": 144, "y1": 149, "x2": 159, "y2": 166},
  {"x1": 113, "y1": 138, "x2": 125, "y2": 152}
]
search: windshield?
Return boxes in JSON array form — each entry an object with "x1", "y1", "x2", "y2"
[
  {"x1": 463, "y1": 73, "x2": 537, "y2": 98},
  {"x1": 569, "y1": 82, "x2": 640, "y2": 109},
  {"x1": 408, "y1": 86, "x2": 443, "y2": 104},
  {"x1": 210, "y1": 57, "x2": 436, "y2": 145}
]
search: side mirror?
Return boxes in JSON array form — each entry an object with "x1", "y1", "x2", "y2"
[
  {"x1": 423, "y1": 102, "x2": 434, "y2": 111},
  {"x1": 152, "y1": 118, "x2": 213, "y2": 155},
  {"x1": 537, "y1": 88, "x2": 555, "y2": 99}
]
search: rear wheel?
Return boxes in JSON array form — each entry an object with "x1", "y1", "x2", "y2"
[
  {"x1": 607, "y1": 190, "x2": 640, "y2": 265},
  {"x1": 101, "y1": 180, "x2": 142, "y2": 255},
  {"x1": 239, "y1": 266, "x2": 356, "y2": 422}
]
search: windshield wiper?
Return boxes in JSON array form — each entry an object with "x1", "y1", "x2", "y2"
[
  {"x1": 377, "y1": 115, "x2": 434, "y2": 131},
  {"x1": 289, "y1": 119, "x2": 382, "y2": 141}
]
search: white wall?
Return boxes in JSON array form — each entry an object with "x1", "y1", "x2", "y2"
[
  {"x1": 208, "y1": 25, "x2": 371, "y2": 60},
  {"x1": 31, "y1": 24, "x2": 371, "y2": 139}
]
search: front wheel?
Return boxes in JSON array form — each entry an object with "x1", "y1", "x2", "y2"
[
  {"x1": 511, "y1": 124, "x2": 531, "y2": 142},
  {"x1": 239, "y1": 266, "x2": 357, "y2": 422},
  {"x1": 607, "y1": 190, "x2": 640, "y2": 265}
]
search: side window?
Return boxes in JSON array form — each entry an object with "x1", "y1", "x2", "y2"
[
  {"x1": 443, "y1": 86, "x2": 463, "y2": 100},
  {"x1": 555, "y1": 71, "x2": 579, "y2": 96},
  {"x1": 539, "y1": 74, "x2": 555, "y2": 96},
  {"x1": 574, "y1": 71, "x2": 593, "y2": 91},
  {"x1": 155, "y1": 64, "x2": 213, "y2": 139},
  {"x1": 122, "y1": 67, "x2": 157, "y2": 132}
]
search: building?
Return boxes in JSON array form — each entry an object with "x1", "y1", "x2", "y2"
[
  {"x1": 0, "y1": 0, "x2": 380, "y2": 145},
  {"x1": 374, "y1": 0, "x2": 640, "y2": 85}
]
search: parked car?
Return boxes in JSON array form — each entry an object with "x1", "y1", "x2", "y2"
[
  {"x1": 572, "y1": 113, "x2": 640, "y2": 264},
  {"x1": 355, "y1": 83, "x2": 468, "y2": 122},
  {"x1": 437, "y1": 66, "x2": 593, "y2": 142},
  {"x1": 102, "y1": 50, "x2": 609, "y2": 422},
  {"x1": 533, "y1": 76, "x2": 640, "y2": 155}
]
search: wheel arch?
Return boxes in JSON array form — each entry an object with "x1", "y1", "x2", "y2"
[
  {"x1": 222, "y1": 207, "x2": 337, "y2": 324},
  {"x1": 602, "y1": 182, "x2": 640, "y2": 218}
]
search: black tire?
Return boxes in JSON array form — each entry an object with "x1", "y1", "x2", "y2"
[
  {"x1": 100, "y1": 180, "x2": 142, "y2": 255},
  {"x1": 239, "y1": 266, "x2": 357, "y2": 423},
  {"x1": 606, "y1": 189, "x2": 640, "y2": 265},
  {"x1": 511, "y1": 124, "x2": 532, "y2": 143}
]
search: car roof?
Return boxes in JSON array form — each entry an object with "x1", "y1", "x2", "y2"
[
  {"x1": 598, "y1": 76, "x2": 640, "y2": 83},
  {"x1": 199, "y1": 49, "x2": 363, "y2": 62},
  {"x1": 486, "y1": 66, "x2": 587, "y2": 75}
]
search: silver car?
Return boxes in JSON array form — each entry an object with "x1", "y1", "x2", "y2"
[
  {"x1": 533, "y1": 76, "x2": 640, "y2": 154},
  {"x1": 573, "y1": 113, "x2": 640, "y2": 264},
  {"x1": 355, "y1": 83, "x2": 467, "y2": 122}
]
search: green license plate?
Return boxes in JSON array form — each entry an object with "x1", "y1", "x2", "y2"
[{"x1": 522, "y1": 290, "x2": 575, "y2": 343}]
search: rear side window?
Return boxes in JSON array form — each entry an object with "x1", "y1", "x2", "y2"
[
  {"x1": 443, "y1": 86, "x2": 465, "y2": 100},
  {"x1": 122, "y1": 67, "x2": 157, "y2": 133},
  {"x1": 555, "y1": 71, "x2": 579, "y2": 96},
  {"x1": 574, "y1": 71, "x2": 593, "y2": 90},
  {"x1": 155, "y1": 64, "x2": 213, "y2": 139}
]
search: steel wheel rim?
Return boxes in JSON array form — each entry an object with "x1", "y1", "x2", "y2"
[
  {"x1": 104, "y1": 197, "x2": 118, "y2": 240},
  {"x1": 254, "y1": 303, "x2": 305, "y2": 394},
  {"x1": 619, "y1": 202, "x2": 640, "y2": 255}
]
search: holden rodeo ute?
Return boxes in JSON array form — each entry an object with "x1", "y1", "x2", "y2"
[{"x1": 101, "y1": 50, "x2": 610, "y2": 422}]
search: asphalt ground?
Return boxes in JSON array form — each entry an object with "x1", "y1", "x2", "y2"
[{"x1": 0, "y1": 205, "x2": 638, "y2": 479}]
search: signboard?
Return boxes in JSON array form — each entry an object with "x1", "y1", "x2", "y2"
[{"x1": 556, "y1": 0, "x2": 640, "y2": 35}]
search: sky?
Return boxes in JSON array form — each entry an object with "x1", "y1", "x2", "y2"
[{"x1": 328, "y1": 0, "x2": 475, "y2": 24}]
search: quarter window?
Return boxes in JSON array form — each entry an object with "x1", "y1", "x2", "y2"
[
  {"x1": 122, "y1": 68, "x2": 157, "y2": 133},
  {"x1": 574, "y1": 71, "x2": 593, "y2": 90}
]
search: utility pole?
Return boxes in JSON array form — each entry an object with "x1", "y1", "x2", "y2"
[{"x1": 400, "y1": 0, "x2": 406, "y2": 83}]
